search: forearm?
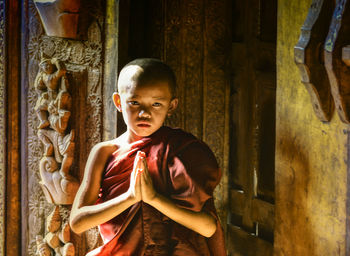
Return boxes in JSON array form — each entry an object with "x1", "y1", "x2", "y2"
[
  {"x1": 70, "y1": 191, "x2": 137, "y2": 234},
  {"x1": 148, "y1": 193, "x2": 217, "y2": 237}
]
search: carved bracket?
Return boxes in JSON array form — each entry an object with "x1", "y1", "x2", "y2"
[
  {"x1": 295, "y1": 0, "x2": 350, "y2": 124},
  {"x1": 294, "y1": 0, "x2": 335, "y2": 122},
  {"x1": 324, "y1": 0, "x2": 350, "y2": 123},
  {"x1": 34, "y1": 0, "x2": 81, "y2": 39}
]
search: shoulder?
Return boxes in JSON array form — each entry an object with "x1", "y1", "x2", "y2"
[
  {"x1": 89, "y1": 139, "x2": 119, "y2": 160},
  {"x1": 162, "y1": 126, "x2": 196, "y2": 143},
  {"x1": 163, "y1": 127, "x2": 211, "y2": 153}
]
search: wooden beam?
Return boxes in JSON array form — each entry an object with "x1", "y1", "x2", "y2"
[{"x1": 5, "y1": 0, "x2": 21, "y2": 255}]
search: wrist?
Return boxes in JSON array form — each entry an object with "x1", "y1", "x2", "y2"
[
  {"x1": 144, "y1": 191, "x2": 159, "y2": 205},
  {"x1": 126, "y1": 190, "x2": 140, "y2": 205}
]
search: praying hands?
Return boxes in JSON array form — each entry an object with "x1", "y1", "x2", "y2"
[{"x1": 129, "y1": 151, "x2": 157, "y2": 204}]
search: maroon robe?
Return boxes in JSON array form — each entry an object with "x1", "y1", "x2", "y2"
[{"x1": 87, "y1": 126, "x2": 226, "y2": 256}]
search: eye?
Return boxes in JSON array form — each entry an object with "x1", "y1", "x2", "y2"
[
  {"x1": 127, "y1": 101, "x2": 139, "y2": 106},
  {"x1": 152, "y1": 102, "x2": 162, "y2": 107}
]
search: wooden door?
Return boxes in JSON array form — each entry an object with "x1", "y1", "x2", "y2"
[{"x1": 228, "y1": 0, "x2": 277, "y2": 255}]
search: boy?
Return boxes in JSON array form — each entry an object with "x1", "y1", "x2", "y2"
[{"x1": 70, "y1": 59, "x2": 226, "y2": 255}]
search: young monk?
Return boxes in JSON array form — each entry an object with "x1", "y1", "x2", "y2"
[{"x1": 69, "y1": 58, "x2": 226, "y2": 255}]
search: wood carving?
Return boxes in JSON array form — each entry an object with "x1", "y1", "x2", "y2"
[
  {"x1": 33, "y1": 0, "x2": 81, "y2": 39},
  {"x1": 35, "y1": 55, "x2": 79, "y2": 205},
  {"x1": 33, "y1": 55, "x2": 77, "y2": 255},
  {"x1": 42, "y1": 206, "x2": 74, "y2": 256},
  {"x1": 324, "y1": 0, "x2": 350, "y2": 123},
  {"x1": 294, "y1": 0, "x2": 334, "y2": 122}
]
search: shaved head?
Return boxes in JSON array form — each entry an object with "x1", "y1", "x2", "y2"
[{"x1": 117, "y1": 58, "x2": 177, "y2": 98}]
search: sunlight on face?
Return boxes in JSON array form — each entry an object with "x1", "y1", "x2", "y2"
[{"x1": 119, "y1": 81, "x2": 177, "y2": 142}]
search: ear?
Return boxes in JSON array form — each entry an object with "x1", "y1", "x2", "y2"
[
  {"x1": 167, "y1": 98, "x2": 178, "y2": 117},
  {"x1": 112, "y1": 92, "x2": 122, "y2": 112}
]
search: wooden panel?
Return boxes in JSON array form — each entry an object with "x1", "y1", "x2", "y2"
[
  {"x1": 103, "y1": 0, "x2": 119, "y2": 141},
  {"x1": 163, "y1": 0, "x2": 185, "y2": 129},
  {"x1": 227, "y1": 224, "x2": 273, "y2": 256},
  {"x1": 228, "y1": 0, "x2": 276, "y2": 254},
  {"x1": 0, "y1": 1, "x2": 5, "y2": 255},
  {"x1": 6, "y1": 0, "x2": 21, "y2": 255}
]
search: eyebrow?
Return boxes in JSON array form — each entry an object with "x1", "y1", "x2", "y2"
[
  {"x1": 152, "y1": 96, "x2": 167, "y2": 100},
  {"x1": 127, "y1": 94, "x2": 168, "y2": 100}
]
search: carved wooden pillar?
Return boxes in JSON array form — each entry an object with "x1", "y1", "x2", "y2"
[{"x1": 22, "y1": 1, "x2": 105, "y2": 255}]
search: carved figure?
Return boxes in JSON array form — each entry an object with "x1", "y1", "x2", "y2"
[
  {"x1": 34, "y1": 54, "x2": 70, "y2": 133},
  {"x1": 36, "y1": 235, "x2": 52, "y2": 256},
  {"x1": 34, "y1": 0, "x2": 81, "y2": 39},
  {"x1": 55, "y1": 242, "x2": 75, "y2": 256},
  {"x1": 42, "y1": 206, "x2": 75, "y2": 256}
]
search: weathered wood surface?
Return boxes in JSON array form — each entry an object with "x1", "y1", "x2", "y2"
[{"x1": 276, "y1": 0, "x2": 349, "y2": 255}]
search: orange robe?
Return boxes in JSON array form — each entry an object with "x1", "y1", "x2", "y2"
[{"x1": 87, "y1": 126, "x2": 226, "y2": 256}]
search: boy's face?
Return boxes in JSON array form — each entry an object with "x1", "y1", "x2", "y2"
[{"x1": 113, "y1": 75, "x2": 178, "y2": 142}]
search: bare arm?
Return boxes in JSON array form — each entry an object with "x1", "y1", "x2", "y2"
[
  {"x1": 139, "y1": 157, "x2": 217, "y2": 238},
  {"x1": 69, "y1": 143, "x2": 141, "y2": 234}
]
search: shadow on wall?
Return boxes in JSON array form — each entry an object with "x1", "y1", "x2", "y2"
[{"x1": 275, "y1": 131, "x2": 315, "y2": 255}]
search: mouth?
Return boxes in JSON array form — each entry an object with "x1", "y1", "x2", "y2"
[{"x1": 137, "y1": 123, "x2": 151, "y2": 128}]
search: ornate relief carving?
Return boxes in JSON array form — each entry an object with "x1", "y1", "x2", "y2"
[
  {"x1": 33, "y1": 0, "x2": 81, "y2": 39},
  {"x1": 25, "y1": 1, "x2": 104, "y2": 255},
  {"x1": 294, "y1": 0, "x2": 334, "y2": 122},
  {"x1": 34, "y1": 56, "x2": 78, "y2": 206},
  {"x1": 183, "y1": 0, "x2": 204, "y2": 138},
  {"x1": 0, "y1": 0, "x2": 5, "y2": 255},
  {"x1": 30, "y1": 53, "x2": 77, "y2": 255},
  {"x1": 43, "y1": 206, "x2": 75, "y2": 256}
]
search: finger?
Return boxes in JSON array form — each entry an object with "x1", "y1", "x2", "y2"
[{"x1": 141, "y1": 158, "x2": 149, "y2": 173}]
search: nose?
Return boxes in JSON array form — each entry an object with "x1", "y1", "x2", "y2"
[{"x1": 138, "y1": 109, "x2": 151, "y2": 118}]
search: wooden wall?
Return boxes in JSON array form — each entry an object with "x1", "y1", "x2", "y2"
[{"x1": 275, "y1": 0, "x2": 350, "y2": 255}]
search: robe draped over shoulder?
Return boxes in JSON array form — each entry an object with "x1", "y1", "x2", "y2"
[{"x1": 87, "y1": 126, "x2": 226, "y2": 256}]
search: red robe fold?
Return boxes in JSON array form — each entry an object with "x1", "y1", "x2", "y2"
[{"x1": 87, "y1": 126, "x2": 226, "y2": 256}]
